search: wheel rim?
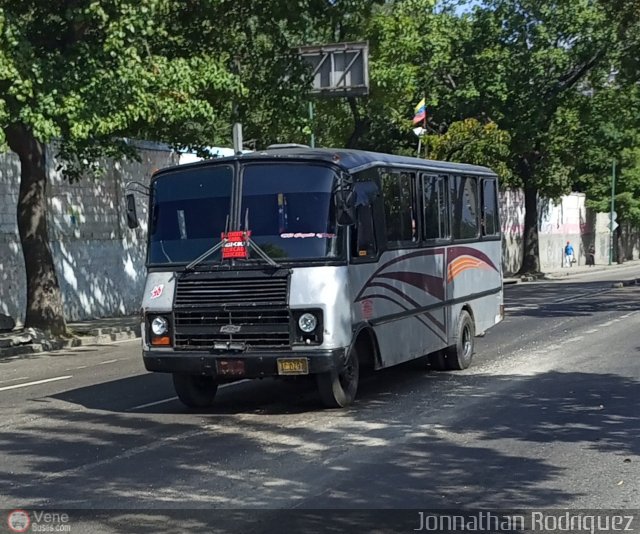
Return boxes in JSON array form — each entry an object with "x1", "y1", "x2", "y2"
[{"x1": 462, "y1": 325, "x2": 472, "y2": 360}]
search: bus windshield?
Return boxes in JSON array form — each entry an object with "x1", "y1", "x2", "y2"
[
  {"x1": 240, "y1": 163, "x2": 341, "y2": 260},
  {"x1": 148, "y1": 162, "x2": 341, "y2": 266},
  {"x1": 148, "y1": 165, "x2": 233, "y2": 265}
]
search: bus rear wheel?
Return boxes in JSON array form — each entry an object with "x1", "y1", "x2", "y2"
[
  {"x1": 317, "y1": 345, "x2": 360, "y2": 408},
  {"x1": 444, "y1": 310, "x2": 475, "y2": 370},
  {"x1": 172, "y1": 373, "x2": 218, "y2": 408}
]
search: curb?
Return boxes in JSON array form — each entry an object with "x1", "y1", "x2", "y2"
[{"x1": 0, "y1": 325, "x2": 141, "y2": 361}]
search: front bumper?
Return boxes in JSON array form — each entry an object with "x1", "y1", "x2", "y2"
[{"x1": 143, "y1": 348, "x2": 347, "y2": 378}]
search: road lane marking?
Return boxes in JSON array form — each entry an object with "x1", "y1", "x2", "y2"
[
  {"x1": 98, "y1": 359, "x2": 120, "y2": 365},
  {"x1": 127, "y1": 379, "x2": 251, "y2": 411},
  {"x1": 128, "y1": 396, "x2": 179, "y2": 410},
  {"x1": 0, "y1": 375, "x2": 72, "y2": 392}
]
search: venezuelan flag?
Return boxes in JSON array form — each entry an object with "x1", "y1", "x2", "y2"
[{"x1": 412, "y1": 97, "x2": 426, "y2": 124}]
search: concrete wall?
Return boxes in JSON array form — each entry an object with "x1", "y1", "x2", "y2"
[
  {"x1": 0, "y1": 142, "x2": 177, "y2": 323},
  {"x1": 499, "y1": 190, "x2": 639, "y2": 274},
  {"x1": 499, "y1": 189, "x2": 524, "y2": 275}
]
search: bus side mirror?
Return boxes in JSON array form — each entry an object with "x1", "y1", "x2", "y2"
[
  {"x1": 125, "y1": 193, "x2": 139, "y2": 229},
  {"x1": 335, "y1": 189, "x2": 356, "y2": 226}
]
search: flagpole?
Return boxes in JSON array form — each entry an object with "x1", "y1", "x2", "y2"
[{"x1": 422, "y1": 95, "x2": 427, "y2": 159}]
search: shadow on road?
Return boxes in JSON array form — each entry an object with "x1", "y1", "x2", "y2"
[
  {"x1": 505, "y1": 283, "x2": 640, "y2": 318},
  {"x1": 0, "y1": 362, "x2": 637, "y2": 524}
]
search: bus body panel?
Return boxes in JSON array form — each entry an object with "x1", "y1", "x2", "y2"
[
  {"x1": 141, "y1": 271, "x2": 176, "y2": 350},
  {"x1": 348, "y1": 249, "x2": 447, "y2": 368},
  {"x1": 444, "y1": 240, "x2": 503, "y2": 343},
  {"x1": 289, "y1": 266, "x2": 352, "y2": 350}
]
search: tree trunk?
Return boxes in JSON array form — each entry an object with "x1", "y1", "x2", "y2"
[
  {"x1": 520, "y1": 182, "x2": 540, "y2": 274},
  {"x1": 346, "y1": 97, "x2": 370, "y2": 149},
  {"x1": 5, "y1": 124, "x2": 67, "y2": 335},
  {"x1": 615, "y1": 224, "x2": 624, "y2": 264}
]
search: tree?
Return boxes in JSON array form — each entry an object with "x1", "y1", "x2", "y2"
[
  {"x1": 570, "y1": 84, "x2": 640, "y2": 261},
  {"x1": 461, "y1": 0, "x2": 640, "y2": 273},
  {"x1": 0, "y1": 0, "x2": 245, "y2": 333},
  {"x1": 424, "y1": 118, "x2": 512, "y2": 181}
]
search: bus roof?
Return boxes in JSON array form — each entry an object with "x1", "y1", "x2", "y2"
[{"x1": 156, "y1": 147, "x2": 498, "y2": 178}]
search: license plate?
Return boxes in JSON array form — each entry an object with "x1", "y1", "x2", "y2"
[{"x1": 277, "y1": 358, "x2": 309, "y2": 375}]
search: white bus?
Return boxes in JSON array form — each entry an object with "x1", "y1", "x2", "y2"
[{"x1": 127, "y1": 147, "x2": 504, "y2": 408}]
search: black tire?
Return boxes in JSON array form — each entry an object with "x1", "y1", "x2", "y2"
[
  {"x1": 444, "y1": 310, "x2": 475, "y2": 370},
  {"x1": 316, "y1": 345, "x2": 360, "y2": 408},
  {"x1": 172, "y1": 373, "x2": 218, "y2": 408}
]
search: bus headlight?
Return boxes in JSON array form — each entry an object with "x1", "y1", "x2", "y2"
[
  {"x1": 298, "y1": 313, "x2": 318, "y2": 333},
  {"x1": 151, "y1": 316, "x2": 169, "y2": 336}
]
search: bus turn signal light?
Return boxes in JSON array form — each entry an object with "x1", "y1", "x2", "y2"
[{"x1": 151, "y1": 336, "x2": 171, "y2": 346}]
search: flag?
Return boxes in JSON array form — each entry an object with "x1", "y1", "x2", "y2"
[{"x1": 412, "y1": 97, "x2": 427, "y2": 124}]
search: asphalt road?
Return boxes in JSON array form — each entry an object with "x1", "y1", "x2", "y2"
[{"x1": 1, "y1": 267, "x2": 639, "y2": 533}]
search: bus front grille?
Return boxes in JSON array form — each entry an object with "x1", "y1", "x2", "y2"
[
  {"x1": 175, "y1": 277, "x2": 288, "y2": 307},
  {"x1": 173, "y1": 309, "x2": 291, "y2": 350}
]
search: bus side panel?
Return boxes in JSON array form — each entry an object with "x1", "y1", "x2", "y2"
[
  {"x1": 289, "y1": 266, "x2": 353, "y2": 350},
  {"x1": 445, "y1": 241, "x2": 503, "y2": 344},
  {"x1": 349, "y1": 249, "x2": 448, "y2": 368}
]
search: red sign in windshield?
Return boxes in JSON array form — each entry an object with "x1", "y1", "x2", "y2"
[{"x1": 221, "y1": 231, "x2": 251, "y2": 259}]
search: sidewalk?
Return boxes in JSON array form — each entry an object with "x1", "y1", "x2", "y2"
[
  {"x1": 504, "y1": 258, "x2": 640, "y2": 284},
  {"x1": 0, "y1": 316, "x2": 141, "y2": 360}
]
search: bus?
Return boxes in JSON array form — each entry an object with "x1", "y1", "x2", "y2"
[{"x1": 126, "y1": 147, "x2": 504, "y2": 408}]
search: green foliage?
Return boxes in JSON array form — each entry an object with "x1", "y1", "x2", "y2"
[
  {"x1": 0, "y1": 0, "x2": 339, "y2": 174},
  {"x1": 425, "y1": 119, "x2": 513, "y2": 182}
]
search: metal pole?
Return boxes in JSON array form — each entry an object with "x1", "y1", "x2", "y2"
[
  {"x1": 232, "y1": 123, "x2": 243, "y2": 155},
  {"x1": 422, "y1": 104, "x2": 428, "y2": 159},
  {"x1": 609, "y1": 159, "x2": 616, "y2": 265},
  {"x1": 417, "y1": 136, "x2": 422, "y2": 158},
  {"x1": 308, "y1": 101, "x2": 315, "y2": 148}
]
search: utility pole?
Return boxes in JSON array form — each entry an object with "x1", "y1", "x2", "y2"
[{"x1": 609, "y1": 159, "x2": 617, "y2": 265}]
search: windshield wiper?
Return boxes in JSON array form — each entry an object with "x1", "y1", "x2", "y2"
[
  {"x1": 183, "y1": 236, "x2": 280, "y2": 272},
  {"x1": 182, "y1": 212, "x2": 280, "y2": 273}
]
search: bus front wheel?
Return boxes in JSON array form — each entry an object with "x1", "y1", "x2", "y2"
[
  {"x1": 172, "y1": 373, "x2": 218, "y2": 408},
  {"x1": 444, "y1": 310, "x2": 475, "y2": 370},
  {"x1": 317, "y1": 346, "x2": 360, "y2": 408}
]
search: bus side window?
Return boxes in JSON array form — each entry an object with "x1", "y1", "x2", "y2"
[
  {"x1": 381, "y1": 170, "x2": 418, "y2": 248},
  {"x1": 352, "y1": 204, "x2": 377, "y2": 258},
  {"x1": 422, "y1": 174, "x2": 450, "y2": 240},
  {"x1": 351, "y1": 180, "x2": 379, "y2": 259},
  {"x1": 450, "y1": 174, "x2": 479, "y2": 240},
  {"x1": 481, "y1": 179, "x2": 499, "y2": 236}
]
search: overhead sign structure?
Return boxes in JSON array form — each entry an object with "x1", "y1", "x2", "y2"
[{"x1": 299, "y1": 42, "x2": 369, "y2": 97}]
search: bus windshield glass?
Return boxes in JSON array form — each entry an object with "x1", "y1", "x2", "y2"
[
  {"x1": 148, "y1": 165, "x2": 233, "y2": 265},
  {"x1": 240, "y1": 163, "x2": 341, "y2": 261}
]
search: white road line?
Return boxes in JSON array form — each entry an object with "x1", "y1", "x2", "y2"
[
  {"x1": 127, "y1": 379, "x2": 251, "y2": 411},
  {"x1": 0, "y1": 375, "x2": 72, "y2": 392},
  {"x1": 129, "y1": 396, "x2": 179, "y2": 410},
  {"x1": 98, "y1": 359, "x2": 120, "y2": 365}
]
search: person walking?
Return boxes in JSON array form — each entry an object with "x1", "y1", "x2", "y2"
[{"x1": 564, "y1": 241, "x2": 575, "y2": 267}]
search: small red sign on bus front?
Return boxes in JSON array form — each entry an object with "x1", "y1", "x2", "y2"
[{"x1": 221, "y1": 231, "x2": 250, "y2": 259}]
